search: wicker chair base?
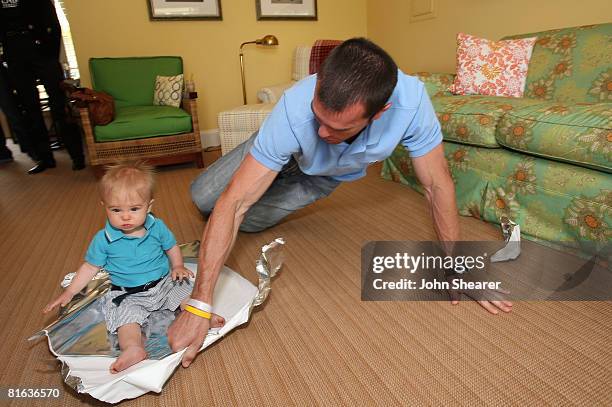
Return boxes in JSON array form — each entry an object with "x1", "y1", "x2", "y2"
[{"x1": 79, "y1": 98, "x2": 202, "y2": 169}]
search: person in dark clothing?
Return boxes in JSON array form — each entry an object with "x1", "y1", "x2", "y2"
[
  {"x1": 0, "y1": 0, "x2": 85, "y2": 174},
  {"x1": 0, "y1": 124, "x2": 14, "y2": 164},
  {"x1": 0, "y1": 59, "x2": 30, "y2": 163}
]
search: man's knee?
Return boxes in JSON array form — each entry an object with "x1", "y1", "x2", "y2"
[
  {"x1": 190, "y1": 170, "x2": 216, "y2": 215},
  {"x1": 239, "y1": 205, "x2": 293, "y2": 233},
  {"x1": 238, "y1": 222, "x2": 269, "y2": 233},
  {"x1": 190, "y1": 132, "x2": 259, "y2": 215}
]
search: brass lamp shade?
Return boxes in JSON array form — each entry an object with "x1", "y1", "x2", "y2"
[
  {"x1": 240, "y1": 35, "x2": 279, "y2": 104},
  {"x1": 256, "y1": 35, "x2": 279, "y2": 46}
]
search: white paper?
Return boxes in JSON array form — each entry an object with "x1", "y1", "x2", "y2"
[{"x1": 47, "y1": 264, "x2": 258, "y2": 403}]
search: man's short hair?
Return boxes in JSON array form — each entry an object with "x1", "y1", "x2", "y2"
[
  {"x1": 316, "y1": 38, "x2": 398, "y2": 118},
  {"x1": 100, "y1": 161, "x2": 155, "y2": 203}
]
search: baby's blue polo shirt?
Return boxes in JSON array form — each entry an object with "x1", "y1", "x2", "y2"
[
  {"x1": 85, "y1": 214, "x2": 177, "y2": 287},
  {"x1": 251, "y1": 70, "x2": 442, "y2": 181}
]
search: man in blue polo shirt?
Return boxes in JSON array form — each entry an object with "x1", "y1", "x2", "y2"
[{"x1": 170, "y1": 38, "x2": 512, "y2": 367}]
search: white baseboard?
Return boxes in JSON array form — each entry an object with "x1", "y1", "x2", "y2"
[{"x1": 200, "y1": 129, "x2": 220, "y2": 149}]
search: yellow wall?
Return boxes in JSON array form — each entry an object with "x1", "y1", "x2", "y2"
[
  {"x1": 367, "y1": 0, "x2": 612, "y2": 74},
  {"x1": 64, "y1": 0, "x2": 367, "y2": 130}
]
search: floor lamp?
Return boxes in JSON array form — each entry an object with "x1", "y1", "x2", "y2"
[{"x1": 240, "y1": 34, "x2": 279, "y2": 104}]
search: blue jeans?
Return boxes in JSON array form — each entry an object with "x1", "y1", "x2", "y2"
[{"x1": 191, "y1": 132, "x2": 341, "y2": 232}]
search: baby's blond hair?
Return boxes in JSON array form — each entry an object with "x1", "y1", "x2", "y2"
[{"x1": 100, "y1": 161, "x2": 155, "y2": 203}]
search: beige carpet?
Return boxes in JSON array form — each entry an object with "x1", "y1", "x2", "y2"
[{"x1": 0, "y1": 143, "x2": 610, "y2": 406}]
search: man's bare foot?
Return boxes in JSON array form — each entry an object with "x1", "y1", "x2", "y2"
[{"x1": 110, "y1": 346, "x2": 147, "y2": 374}]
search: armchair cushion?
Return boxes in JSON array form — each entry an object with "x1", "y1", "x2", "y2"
[
  {"x1": 153, "y1": 74, "x2": 184, "y2": 107},
  {"x1": 90, "y1": 56, "x2": 183, "y2": 108},
  {"x1": 308, "y1": 40, "x2": 342, "y2": 74},
  {"x1": 94, "y1": 105, "x2": 192, "y2": 142},
  {"x1": 292, "y1": 45, "x2": 311, "y2": 81}
]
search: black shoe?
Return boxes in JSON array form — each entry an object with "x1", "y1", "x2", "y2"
[
  {"x1": 27, "y1": 159, "x2": 56, "y2": 175},
  {"x1": 72, "y1": 160, "x2": 86, "y2": 171},
  {"x1": 50, "y1": 141, "x2": 64, "y2": 150}
]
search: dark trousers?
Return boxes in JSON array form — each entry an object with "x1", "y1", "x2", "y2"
[
  {"x1": 0, "y1": 122, "x2": 8, "y2": 157},
  {"x1": 3, "y1": 33, "x2": 83, "y2": 163},
  {"x1": 0, "y1": 63, "x2": 27, "y2": 153}
]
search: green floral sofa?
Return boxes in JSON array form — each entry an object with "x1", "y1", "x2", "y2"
[{"x1": 382, "y1": 23, "x2": 611, "y2": 245}]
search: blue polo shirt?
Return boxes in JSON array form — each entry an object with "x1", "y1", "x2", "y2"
[
  {"x1": 251, "y1": 70, "x2": 442, "y2": 181},
  {"x1": 85, "y1": 214, "x2": 177, "y2": 287}
]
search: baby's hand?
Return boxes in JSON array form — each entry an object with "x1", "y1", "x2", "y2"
[
  {"x1": 171, "y1": 265, "x2": 194, "y2": 281},
  {"x1": 43, "y1": 290, "x2": 75, "y2": 313}
]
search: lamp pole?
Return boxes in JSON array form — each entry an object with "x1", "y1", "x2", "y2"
[
  {"x1": 239, "y1": 35, "x2": 279, "y2": 105},
  {"x1": 240, "y1": 41, "x2": 257, "y2": 105}
]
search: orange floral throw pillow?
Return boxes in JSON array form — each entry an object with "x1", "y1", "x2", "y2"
[{"x1": 449, "y1": 33, "x2": 536, "y2": 97}]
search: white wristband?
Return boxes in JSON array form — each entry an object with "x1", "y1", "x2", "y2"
[{"x1": 186, "y1": 298, "x2": 212, "y2": 313}]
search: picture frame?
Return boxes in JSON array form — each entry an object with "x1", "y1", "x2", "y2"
[
  {"x1": 256, "y1": 0, "x2": 317, "y2": 20},
  {"x1": 148, "y1": 0, "x2": 222, "y2": 20}
]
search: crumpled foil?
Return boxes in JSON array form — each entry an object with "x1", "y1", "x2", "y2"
[
  {"x1": 252, "y1": 238, "x2": 286, "y2": 308},
  {"x1": 29, "y1": 238, "x2": 285, "y2": 400},
  {"x1": 490, "y1": 216, "x2": 521, "y2": 263}
]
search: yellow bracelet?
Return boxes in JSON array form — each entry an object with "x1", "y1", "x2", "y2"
[{"x1": 184, "y1": 305, "x2": 212, "y2": 320}]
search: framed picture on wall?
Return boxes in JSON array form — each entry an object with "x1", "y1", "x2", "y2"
[
  {"x1": 148, "y1": 0, "x2": 223, "y2": 20},
  {"x1": 256, "y1": 0, "x2": 317, "y2": 20}
]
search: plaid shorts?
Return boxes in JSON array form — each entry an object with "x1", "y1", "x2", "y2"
[{"x1": 102, "y1": 274, "x2": 193, "y2": 334}]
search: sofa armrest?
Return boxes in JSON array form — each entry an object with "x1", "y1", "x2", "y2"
[
  {"x1": 218, "y1": 103, "x2": 274, "y2": 155},
  {"x1": 257, "y1": 81, "x2": 295, "y2": 104},
  {"x1": 413, "y1": 72, "x2": 455, "y2": 97}
]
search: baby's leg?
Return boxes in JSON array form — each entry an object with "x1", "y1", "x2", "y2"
[
  {"x1": 179, "y1": 300, "x2": 226, "y2": 328},
  {"x1": 110, "y1": 323, "x2": 147, "y2": 374}
]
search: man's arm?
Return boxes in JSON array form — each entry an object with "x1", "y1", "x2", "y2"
[
  {"x1": 411, "y1": 144, "x2": 512, "y2": 314},
  {"x1": 411, "y1": 144, "x2": 459, "y2": 243},
  {"x1": 168, "y1": 154, "x2": 278, "y2": 366}
]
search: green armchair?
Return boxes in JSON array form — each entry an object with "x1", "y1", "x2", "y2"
[{"x1": 79, "y1": 56, "x2": 202, "y2": 170}]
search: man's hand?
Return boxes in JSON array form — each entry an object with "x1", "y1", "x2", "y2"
[
  {"x1": 447, "y1": 279, "x2": 513, "y2": 314},
  {"x1": 167, "y1": 310, "x2": 210, "y2": 367},
  {"x1": 168, "y1": 154, "x2": 276, "y2": 368},
  {"x1": 451, "y1": 296, "x2": 513, "y2": 315},
  {"x1": 43, "y1": 290, "x2": 75, "y2": 313},
  {"x1": 171, "y1": 265, "x2": 195, "y2": 281}
]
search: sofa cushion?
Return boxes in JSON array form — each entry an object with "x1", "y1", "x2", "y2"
[
  {"x1": 449, "y1": 32, "x2": 536, "y2": 97},
  {"x1": 94, "y1": 105, "x2": 192, "y2": 142},
  {"x1": 90, "y1": 57, "x2": 183, "y2": 108},
  {"x1": 496, "y1": 102, "x2": 611, "y2": 173},
  {"x1": 432, "y1": 95, "x2": 543, "y2": 147},
  {"x1": 503, "y1": 23, "x2": 612, "y2": 103}
]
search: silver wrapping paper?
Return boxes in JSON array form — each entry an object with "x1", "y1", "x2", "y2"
[
  {"x1": 252, "y1": 237, "x2": 286, "y2": 308},
  {"x1": 30, "y1": 238, "x2": 285, "y2": 393},
  {"x1": 491, "y1": 217, "x2": 521, "y2": 263}
]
